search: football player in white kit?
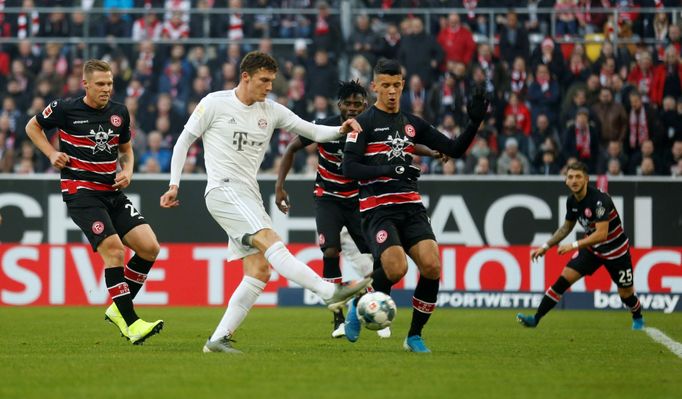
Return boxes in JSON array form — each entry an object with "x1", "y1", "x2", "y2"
[{"x1": 160, "y1": 51, "x2": 372, "y2": 353}]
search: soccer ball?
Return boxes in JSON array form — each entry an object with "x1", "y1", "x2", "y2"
[{"x1": 356, "y1": 292, "x2": 397, "y2": 330}]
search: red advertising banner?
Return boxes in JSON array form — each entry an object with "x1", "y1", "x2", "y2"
[{"x1": 1, "y1": 244, "x2": 680, "y2": 306}]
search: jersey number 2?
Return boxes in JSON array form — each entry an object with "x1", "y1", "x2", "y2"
[{"x1": 125, "y1": 204, "x2": 142, "y2": 219}]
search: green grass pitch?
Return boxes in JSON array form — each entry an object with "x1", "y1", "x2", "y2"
[{"x1": 1, "y1": 307, "x2": 681, "y2": 399}]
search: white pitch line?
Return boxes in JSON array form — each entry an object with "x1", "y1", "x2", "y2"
[{"x1": 645, "y1": 327, "x2": 682, "y2": 360}]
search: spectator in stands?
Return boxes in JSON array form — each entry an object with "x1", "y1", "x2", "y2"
[
  {"x1": 465, "y1": 136, "x2": 495, "y2": 174},
  {"x1": 536, "y1": 147, "x2": 562, "y2": 175},
  {"x1": 627, "y1": 51, "x2": 655, "y2": 104},
  {"x1": 474, "y1": 156, "x2": 493, "y2": 175},
  {"x1": 401, "y1": 74, "x2": 432, "y2": 121},
  {"x1": 306, "y1": 49, "x2": 338, "y2": 100},
  {"x1": 311, "y1": 95, "x2": 332, "y2": 121},
  {"x1": 311, "y1": 1, "x2": 342, "y2": 60},
  {"x1": 638, "y1": 157, "x2": 656, "y2": 176},
  {"x1": 651, "y1": 45, "x2": 682, "y2": 107},
  {"x1": 554, "y1": 0, "x2": 579, "y2": 36},
  {"x1": 0, "y1": 129, "x2": 13, "y2": 173},
  {"x1": 606, "y1": 157, "x2": 624, "y2": 177},
  {"x1": 531, "y1": 37, "x2": 565, "y2": 81},
  {"x1": 628, "y1": 139, "x2": 662, "y2": 175},
  {"x1": 378, "y1": 23, "x2": 401, "y2": 60},
  {"x1": 398, "y1": 16, "x2": 443, "y2": 87},
  {"x1": 610, "y1": 74, "x2": 635, "y2": 108},
  {"x1": 498, "y1": 114, "x2": 530, "y2": 157},
  {"x1": 563, "y1": 107, "x2": 600, "y2": 173},
  {"x1": 347, "y1": 14, "x2": 380, "y2": 66},
  {"x1": 529, "y1": 113, "x2": 562, "y2": 163},
  {"x1": 599, "y1": 140, "x2": 628, "y2": 175},
  {"x1": 133, "y1": 10, "x2": 162, "y2": 42},
  {"x1": 506, "y1": 56, "x2": 529, "y2": 97},
  {"x1": 528, "y1": 63, "x2": 560, "y2": 125},
  {"x1": 437, "y1": 13, "x2": 475, "y2": 66},
  {"x1": 592, "y1": 87, "x2": 627, "y2": 146},
  {"x1": 348, "y1": 54, "x2": 372, "y2": 89},
  {"x1": 473, "y1": 43, "x2": 505, "y2": 95},
  {"x1": 659, "y1": 96, "x2": 682, "y2": 152},
  {"x1": 593, "y1": 40, "x2": 630, "y2": 76},
  {"x1": 575, "y1": 0, "x2": 608, "y2": 34},
  {"x1": 626, "y1": 90, "x2": 659, "y2": 157},
  {"x1": 161, "y1": 10, "x2": 189, "y2": 39},
  {"x1": 672, "y1": 158, "x2": 682, "y2": 177},
  {"x1": 503, "y1": 92, "x2": 531, "y2": 136},
  {"x1": 497, "y1": 137, "x2": 530, "y2": 175},
  {"x1": 665, "y1": 23, "x2": 681, "y2": 54},
  {"x1": 499, "y1": 10, "x2": 529, "y2": 67},
  {"x1": 139, "y1": 131, "x2": 172, "y2": 173},
  {"x1": 563, "y1": 52, "x2": 591, "y2": 90}
]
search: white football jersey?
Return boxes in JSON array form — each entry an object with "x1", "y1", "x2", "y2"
[{"x1": 184, "y1": 90, "x2": 303, "y2": 193}]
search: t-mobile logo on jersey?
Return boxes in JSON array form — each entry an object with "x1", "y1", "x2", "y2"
[
  {"x1": 233, "y1": 131, "x2": 249, "y2": 151},
  {"x1": 233, "y1": 131, "x2": 264, "y2": 151}
]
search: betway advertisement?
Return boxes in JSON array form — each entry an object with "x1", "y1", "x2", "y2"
[{"x1": 1, "y1": 244, "x2": 680, "y2": 312}]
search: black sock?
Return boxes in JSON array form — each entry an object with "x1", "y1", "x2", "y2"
[
  {"x1": 535, "y1": 276, "x2": 571, "y2": 323},
  {"x1": 125, "y1": 254, "x2": 154, "y2": 299},
  {"x1": 370, "y1": 264, "x2": 393, "y2": 295},
  {"x1": 621, "y1": 294, "x2": 643, "y2": 319},
  {"x1": 322, "y1": 256, "x2": 342, "y2": 284},
  {"x1": 105, "y1": 267, "x2": 139, "y2": 325},
  {"x1": 334, "y1": 309, "x2": 345, "y2": 324},
  {"x1": 408, "y1": 275, "x2": 439, "y2": 337}
]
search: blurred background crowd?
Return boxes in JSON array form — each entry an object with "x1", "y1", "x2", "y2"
[{"x1": 1, "y1": 0, "x2": 681, "y2": 177}]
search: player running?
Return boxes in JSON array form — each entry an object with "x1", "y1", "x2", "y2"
[
  {"x1": 25, "y1": 59, "x2": 163, "y2": 345},
  {"x1": 341, "y1": 59, "x2": 489, "y2": 353},
  {"x1": 160, "y1": 51, "x2": 371, "y2": 353},
  {"x1": 517, "y1": 161, "x2": 645, "y2": 330}
]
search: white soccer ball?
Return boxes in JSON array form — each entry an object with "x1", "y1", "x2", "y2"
[{"x1": 356, "y1": 292, "x2": 397, "y2": 330}]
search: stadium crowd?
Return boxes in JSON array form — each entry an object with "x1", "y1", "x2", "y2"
[{"x1": 1, "y1": 0, "x2": 682, "y2": 177}]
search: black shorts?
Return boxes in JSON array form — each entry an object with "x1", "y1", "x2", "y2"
[
  {"x1": 361, "y1": 203, "x2": 436, "y2": 259},
  {"x1": 315, "y1": 197, "x2": 369, "y2": 253},
  {"x1": 567, "y1": 249, "x2": 634, "y2": 288},
  {"x1": 66, "y1": 192, "x2": 147, "y2": 251}
]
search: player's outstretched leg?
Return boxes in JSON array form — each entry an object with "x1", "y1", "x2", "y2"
[
  {"x1": 332, "y1": 311, "x2": 346, "y2": 338},
  {"x1": 621, "y1": 294, "x2": 645, "y2": 330},
  {"x1": 518, "y1": 276, "x2": 571, "y2": 328},
  {"x1": 344, "y1": 296, "x2": 362, "y2": 342}
]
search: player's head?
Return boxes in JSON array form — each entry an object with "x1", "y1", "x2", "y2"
[
  {"x1": 337, "y1": 80, "x2": 367, "y2": 121},
  {"x1": 371, "y1": 59, "x2": 404, "y2": 113},
  {"x1": 239, "y1": 51, "x2": 278, "y2": 102},
  {"x1": 82, "y1": 59, "x2": 113, "y2": 109},
  {"x1": 565, "y1": 161, "x2": 589, "y2": 195}
]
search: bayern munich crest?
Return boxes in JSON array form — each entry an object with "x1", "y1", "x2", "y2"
[
  {"x1": 258, "y1": 118, "x2": 267, "y2": 129},
  {"x1": 110, "y1": 114, "x2": 122, "y2": 127},
  {"x1": 376, "y1": 230, "x2": 388, "y2": 244},
  {"x1": 584, "y1": 208, "x2": 592, "y2": 218},
  {"x1": 404, "y1": 124, "x2": 416, "y2": 137},
  {"x1": 92, "y1": 221, "x2": 104, "y2": 234}
]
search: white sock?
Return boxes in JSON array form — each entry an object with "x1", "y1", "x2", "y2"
[
  {"x1": 264, "y1": 241, "x2": 335, "y2": 300},
  {"x1": 210, "y1": 276, "x2": 265, "y2": 342}
]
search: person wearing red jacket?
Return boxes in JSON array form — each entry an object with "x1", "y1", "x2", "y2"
[
  {"x1": 651, "y1": 45, "x2": 682, "y2": 106},
  {"x1": 437, "y1": 13, "x2": 476, "y2": 65}
]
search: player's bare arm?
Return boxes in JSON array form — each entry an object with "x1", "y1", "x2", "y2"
[
  {"x1": 113, "y1": 142, "x2": 134, "y2": 189},
  {"x1": 160, "y1": 184, "x2": 180, "y2": 208},
  {"x1": 25, "y1": 116, "x2": 70, "y2": 169},
  {"x1": 275, "y1": 136, "x2": 306, "y2": 214},
  {"x1": 339, "y1": 118, "x2": 362, "y2": 135},
  {"x1": 414, "y1": 144, "x2": 449, "y2": 164},
  {"x1": 531, "y1": 219, "x2": 576, "y2": 261},
  {"x1": 557, "y1": 220, "x2": 608, "y2": 255}
]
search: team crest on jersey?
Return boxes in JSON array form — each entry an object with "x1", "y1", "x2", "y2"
[
  {"x1": 87, "y1": 125, "x2": 115, "y2": 154},
  {"x1": 92, "y1": 221, "x2": 105, "y2": 235},
  {"x1": 258, "y1": 118, "x2": 268, "y2": 129},
  {"x1": 376, "y1": 230, "x2": 388, "y2": 244},
  {"x1": 110, "y1": 114, "x2": 122, "y2": 127},
  {"x1": 584, "y1": 208, "x2": 592, "y2": 218},
  {"x1": 387, "y1": 131, "x2": 408, "y2": 161},
  {"x1": 595, "y1": 201, "x2": 605, "y2": 218},
  {"x1": 404, "y1": 124, "x2": 416, "y2": 138},
  {"x1": 318, "y1": 233, "x2": 326, "y2": 245}
]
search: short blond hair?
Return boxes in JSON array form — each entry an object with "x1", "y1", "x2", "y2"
[{"x1": 83, "y1": 59, "x2": 111, "y2": 78}]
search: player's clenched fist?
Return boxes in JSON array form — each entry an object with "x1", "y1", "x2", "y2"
[{"x1": 49, "y1": 151, "x2": 70, "y2": 169}]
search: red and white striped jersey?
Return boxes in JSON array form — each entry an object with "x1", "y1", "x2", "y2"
[{"x1": 35, "y1": 97, "x2": 131, "y2": 200}]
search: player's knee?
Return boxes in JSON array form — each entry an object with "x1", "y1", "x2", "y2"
[
  {"x1": 101, "y1": 244, "x2": 126, "y2": 265},
  {"x1": 139, "y1": 240, "x2": 160, "y2": 261},
  {"x1": 384, "y1": 262, "x2": 408, "y2": 282},
  {"x1": 323, "y1": 247, "x2": 340, "y2": 258},
  {"x1": 420, "y1": 261, "x2": 441, "y2": 280}
]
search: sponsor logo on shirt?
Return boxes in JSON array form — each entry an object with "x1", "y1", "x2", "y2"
[
  {"x1": 73, "y1": 120, "x2": 90, "y2": 125},
  {"x1": 373, "y1": 127, "x2": 390, "y2": 132}
]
